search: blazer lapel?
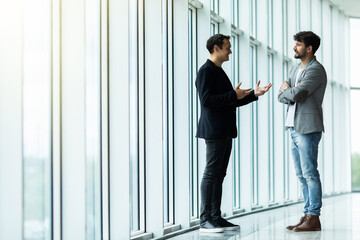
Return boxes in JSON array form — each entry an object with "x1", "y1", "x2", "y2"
[{"x1": 297, "y1": 57, "x2": 316, "y2": 84}]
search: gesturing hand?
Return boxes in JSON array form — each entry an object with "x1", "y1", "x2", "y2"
[
  {"x1": 234, "y1": 82, "x2": 252, "y2": 99},
  {"x1": 254, "y1": 80, "x2": 272, "y2": 97}
]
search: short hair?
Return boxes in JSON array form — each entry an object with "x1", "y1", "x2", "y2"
[
  {"x1": 293, "y1": 31, "x2": 321, "y2": 54},
  {"x1": 206, "y1": 34, "x2": 230, "y2": 54}
]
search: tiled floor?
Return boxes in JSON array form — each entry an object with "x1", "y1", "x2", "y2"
[{"x1": 166, "y1": 193, "x2": 360, "y2": 240}]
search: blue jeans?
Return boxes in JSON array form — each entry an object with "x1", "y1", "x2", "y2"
[{"x1": 290, "y1": 127, "x2": 322, "y2": 216}]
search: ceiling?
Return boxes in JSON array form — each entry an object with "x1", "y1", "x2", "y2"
[{"x1": 330, "y1": 0, "x2": 360, "y2": 18}]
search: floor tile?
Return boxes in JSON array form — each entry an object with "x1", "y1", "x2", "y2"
[{"x1": 165, "y1": 193, "x2": 360, "y2": 240}]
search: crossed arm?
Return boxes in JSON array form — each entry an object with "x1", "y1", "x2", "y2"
[{"x1": 278, "y1": 66, "x2": 325, "y2": 104}]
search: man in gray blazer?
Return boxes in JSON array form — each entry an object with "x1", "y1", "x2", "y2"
[{"x1": 278, "y1": 31, "x2": 327, "y2": 232}]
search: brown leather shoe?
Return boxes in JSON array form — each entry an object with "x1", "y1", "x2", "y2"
[
  {"x1": 293, "y1": 214, "x2": 321, "y2": 232},
  {"x1": 286, "y1": 214, "x2": 307, "y2": 230}
]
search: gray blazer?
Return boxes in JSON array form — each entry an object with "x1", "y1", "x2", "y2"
[{"x1": 278, "y1": 56, "x2": 327, "y2": 134}]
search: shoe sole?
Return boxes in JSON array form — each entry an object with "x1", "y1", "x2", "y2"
[
  {"x1": 223, "y1": 226, "x2": 240, "y2": 231},
  {"x1": 199, "y1": 228, "x2": 225, "y2": 233},
  {"x1": 293, "y1": 228, "x2": 321, "y2": 232}
]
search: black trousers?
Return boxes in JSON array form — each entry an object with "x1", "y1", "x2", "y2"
[{"x1": 200, "y1": 138, "x2": 232, "y2": 223}]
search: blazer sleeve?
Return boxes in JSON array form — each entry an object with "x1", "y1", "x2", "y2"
[
  {"x1": 278, "y1": 64, "x2": 296, "y2": 105},
  {"x1": 278, "y1": 89, "x2": 292, "y2": 104},
  {"x1": 235, "y1": 90, "x2": 258, "y2": 107},
  {"x1": 196, "y1": 68, "x2": 237, "y2": 109},
  {"x1": 279, "y1": 65, "x2": 326, "y2": 103}
]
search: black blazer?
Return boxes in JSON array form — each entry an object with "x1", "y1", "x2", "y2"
[{"x1": 195, "y1": 59, "x2": 258, "y2": 139}]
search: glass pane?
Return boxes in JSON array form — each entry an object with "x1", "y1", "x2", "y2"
[
  {"x1": 250, "y1": 46, "x2": 258, "y2": 205},
  {"x1": 283, "y1": 0, "x2": 288, "y2": 54},
  {"x1": 231, "y1": 0, "x2": 239, "y2": 26},
  {"x1": 351, "y1": 91, "x2": 360, "y2": 190},
  {"x1": 283, "y1": 62, "x2": 290, "y2": 200},
  {"x1": 250, "y1": 0, "x2": 257, "y2": 37},
  {"x1": 163, "y1": 0, "x2": 174, "y2": 225},
  {"x1": 232, "y1": 36, "x2": 240, "y2": 209},
  {"x1": 129, "y1": 0, "x2": 140, "y2": 232},
  {"x1": 268, "y1": 55, "x2": 275, "y2": 202},
  {"x1": 23, "y1": 0, "x2": 52, "y2": 239},
  {"x1": 267, "y1": 0, "x2": 273, "y2": 47},
  {"x1": 350, "y1": 19, "x2": 360, "y2": 88},
  {"x1": 189, "y1": 7, "x2": 199, "y2": 219},
  {"x1": 85, "y1": 0, "x2": 101, "y2": 238},
  {"x1": 211, "y1": 23, "x2": 216, "y2": 35}
]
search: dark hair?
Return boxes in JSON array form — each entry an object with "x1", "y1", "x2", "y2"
[
  {"x1": 206, "y1": 34, "x2": 230, "y2": 54},
  {"x1": 293, "y1": 31, "x2": 321, "y2": 54}
]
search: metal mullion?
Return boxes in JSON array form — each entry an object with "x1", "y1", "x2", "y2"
[
  {"x1": 100, "y1": 0, "x2": 110, "y2": 238},
  {"x1": 168, "y1": 0, "x2": 175, "y2": 226},
  {"x1": 161, "y1": 0, "x2": 175, "y2": 227},
  {"x1": 269, "y1": 54, "x2": 275, "y2": 203},
  {"x1": 236, "y1": 36, "x2": 241, "y2": 209},
  {"x1": 162, "y1": 0, "x2": 170, "y2": 225},
  {"x1": 129, "y1": 0, "x2": 139, "y2": 233},
  {"x1": 282, "y1": 62, "x2": 290, "y2": 201},
  {"x1": 231, "y1": 35, "x2": 238, "y2": 209},
  {"x1": 271, "y1": 55, "x2": 274, "y2": 203},
  {"x1": 188, "y1": 6, "x2": 194, "y2": 219},
  {"x1": 138, "y1": 0, "x2": 146, "y2": 233},
  {"x1": 193, "y1": 7, "x2": 200, "y2": 218},
  {"x1": 188, "y1": 5, "x2": 199, "y2": 219},
  {"x1": 233, "y1": 35, "x2": 241, "y2": 209},
  {"x1": 250, "y1": 46, "x2": 254, "y2": 205},
  {"x1": 250, "y1": 45, "x2": 258, "y2": 206},
  {"x1": 252, "y1": 45, "x2": 259, "y2": 206}
]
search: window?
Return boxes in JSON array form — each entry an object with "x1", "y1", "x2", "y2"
[
  {"x1": 210, "y1": 0, "x2": 219, "y2": 14},
  {"x1": 267, "y1": 54, "x2": 275, "y2": 203},
  {"x1": 282, "y1": 61, "x2": 290, "y2": 201},
  {"x1": 23, "y1": 0, "x2": 52, "y2": 239},
  {"x1": 163, "y1": 0, "x2": 175, "y2": 228},
  {"x1": 85, "y1": 0, "x2": 101, "y2": 238},
  {"x1": 232, "y1": 34, "x2": 241, "y2": 210},
  {"x1": 350, "y1": 18, "x2": 360, "y2": 190},
  {"x1": 210, "y1": 22, "x2": 217, "y2": 35},
  {"x1": 267, "y1": 0, "x2": 273, "y2": 48},
  {"x1": 210, "y1": 0, "x2": 221, "y2": 34},
  {"x1": 295, "y1": 0, "x2": 301, "y2": 32},
  {"x1": 250, "y1": 45, "x2": 259, "y2": 206},
  {"x1": 282, "y1": 0, "x2": 288, "y2": 56},
  {"x1": 231, "y1": 0, "x2": 239, "y2": 27},
  {"x1": 129, "y1": 0, "x2": 145, "y2": 235},
  {"x1": 188, "y1": 3, "x2": 200, "y2": 221},
  {"x1": 250, "y1": 0, "x2": 257, "y2": 37}
]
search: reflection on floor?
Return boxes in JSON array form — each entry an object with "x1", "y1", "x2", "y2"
[{"x1": 166, "y1": 193, "x2": 360, "y2": 240}]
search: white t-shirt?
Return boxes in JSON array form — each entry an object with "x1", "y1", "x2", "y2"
[{"x1": 285, "y1": 67, "x2": 304, "y2": 127}]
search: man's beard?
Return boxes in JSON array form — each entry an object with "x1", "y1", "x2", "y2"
[{"x1": 294, "y1": 51, "x2": 304, "y2": 59}]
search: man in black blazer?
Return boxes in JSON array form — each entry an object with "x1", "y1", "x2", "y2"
[{"x1": 196, "y1": 34, "x2": 272, "y2": 233}]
